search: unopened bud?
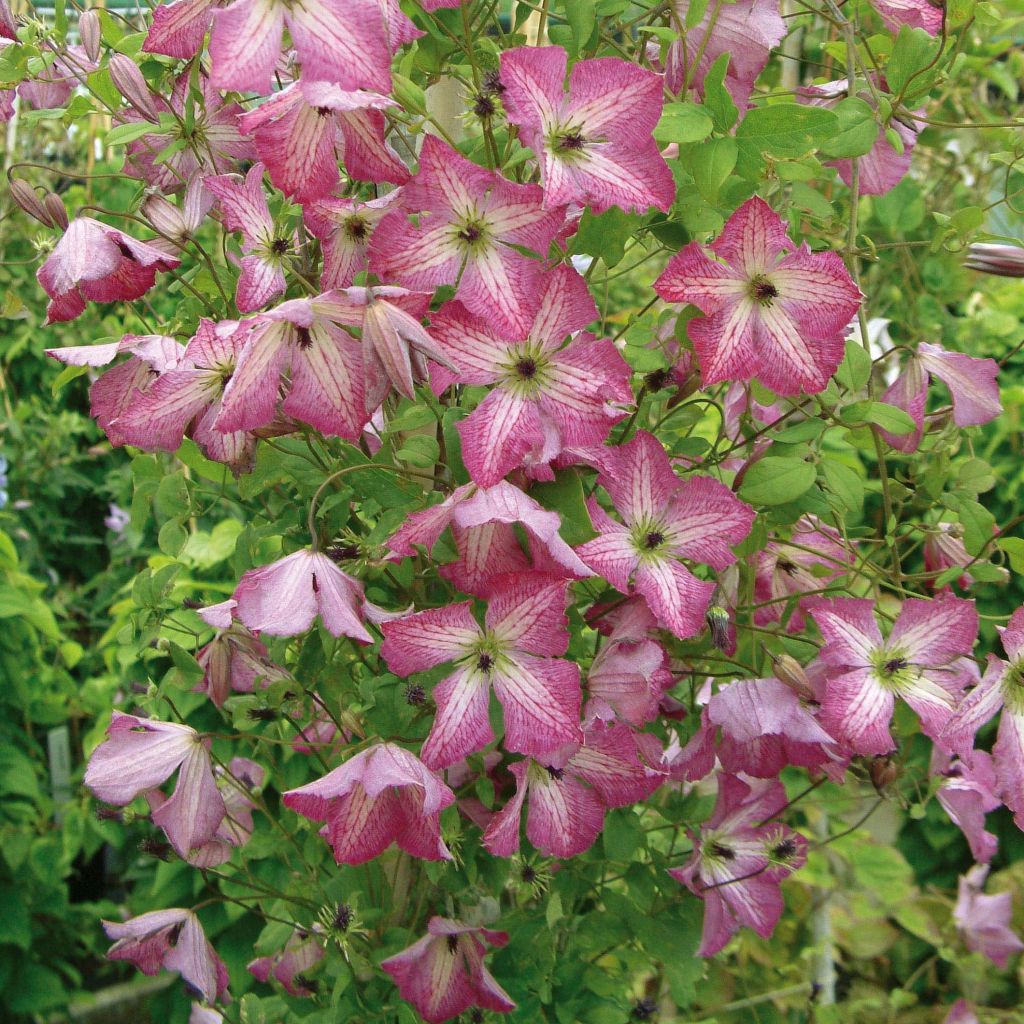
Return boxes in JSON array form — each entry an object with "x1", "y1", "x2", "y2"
[
  {"x1": 78, "y1": 10, "x2": 100, "y2": 63},
  {"x1": 964, "y1": 242, "x2": 1024, "y2": 279},
  {"x1": 769, "y1": 651, "x2": 815, "y2": 701},
  {"x1": 9, "y1": 179, "x2": 52, "y2": 226},
  {"x1": 109, "y1": 54, "x2": 160, "y2": 123},
  {"x1": 141, "y1": 192, "x2": 185, "y2": 239},
  {"x1": 705, "y1": 605, "x2": 730, "y2": 651},
  {"x1": 43, "y1": 192, "x2": 68, "y2": 229},
  {"x1": 869, "y1": 754, "x2": 899, "y2": 793}
]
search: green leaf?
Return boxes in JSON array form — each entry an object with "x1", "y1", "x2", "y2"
[
  {"x1": 158, "y1": 517, "x2": 189, "y2": 557},
  {"x1": 683, "y1": 136, "x2": 737, "y2": 203},
  {"x1": 396, "y1": 434, "x2": 439, "y2": 468},
  {"x1": 956, "y1": 498, "x2": 995, "y2": 557},
  {"x1": 531, "y1": 469, "x2": 597, "y2": 545},
  {"x1": 820, "y1": 460, "x2": 865, "y2": 512},
  {"x1": 739, "y1": 457, "x2": 816, "y2": 505},
  {"x1": 998, "y1": 537, "x2": 1024, "y2": 574},
  {"x1": 887, "y1": 27, "x2": 942, "y2": 100},
  {"x1": 572, "y1": 207, "x2": 643, "y2": 268},
  {"x1": 840, "y1": 400, "x2": 916, "y2": 435},
  {"x1": 561, "y1": 0, "x2": 596, "y2": 53},
  {"x1": 154, "y1": 471, "x2": 190, "y2": 523},
  {"x1": 735, "y1": 104, "x2": 838, "y2": 164},
  {"x1": 702, "y1": 53, "x2": 738, "y2": 132},
  {"x1": 819, "y1": 97, "x2": 879, "y2": 159},
  {"x1": 654, "y1": 102, "x2": 713, "y2": 145},
  {"x1": 835, "y1": 339, "x2": 873, "y2": 392}
]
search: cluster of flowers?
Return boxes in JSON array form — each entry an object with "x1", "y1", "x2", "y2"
[{"x1": 6, "y1": 0, "x2": 1019, "y2": 1018}]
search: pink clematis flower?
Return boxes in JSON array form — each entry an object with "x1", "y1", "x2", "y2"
[
  {"x1": 214, "y1": 295, "x2": 366, "y2": 438},
  {"x1": 380, "y1": 918, "x2": 515, "y2": 1024},
  {"x1": 305, "y1": 190, "x2": 402, "y2": 289},
  {"x1": 944, "y1": 1001, "x2": 979, "y2": 1024},
  {"x1": 665, "y1": 0, "x2": 785, "y2": 109},
  {"x1": 575, "y1": 431, "x2": 755, "y2": 640},
  {"x1": 483, "y1": 724, "x2": 663, "y2": 858},
  {"x1": 16, "y1": 45, "x2": 97, "y2": 110},
  {"x1": 207, "y1": 0, "x2": 391, "y2": 95},
  {"x1": 753, "y1": 515, "x2": 854, "y2": 631},
  {"x1": 85, "y1": 712, "x2": 226, "y2": 860},
  {"x1": 380, "y1": 572, "x2": 583, "y2": 768},
  {"x1": 871, "y1": 0, "x2": 943, "y2": 34},
  {"x1": 941, "y1": 606, "x2": 1024, "y2": 828},
  {"x1": 370, "y1": 136, "x2": 565, "y2": 339},
  {"x1": 112, "y1": 319, "x2": 258, "y2": 474},
  {"x1": 37, "y1": 217, "x2": 181, "y2": 324},
  {"x1": 122, "y1": 74, "x2": 254, "y2": 192},
  {"x1": 283, "y1": 742, "x2": 454, "y2": 864},
  {"x1": 206, "y1": 164, "x2": 296, "y2": 312},
  {"x1": 810, "y1": 594, "x2": 978, "y2": 755},
  {"x1": 104, "y1": 908, "x2": 229, "y2": 1004},
  {"x1": 707, "y1": 676, "x2": 841, "y2": 778},
  {"x1": 584, "y1": 631, "x2": 672, "y2": 728},
  {"x1": 238, "y1": 80, "x2": 406, "y2": 204},
  {"x1": 248, "y1": 928, "x2": 325, "y2": 997},
  {"x1": 499, "y1": 46, "x2": 674, "y2": 214},
  {"x1": 930, "y1": 748, "x2": 1000, "y2": 864},
  {"x1": 229, "y1": 547, "x2": 371, "y2": 641},
  {"x1": 954, "y1": 865, "x2": 1024, "y2": 968},
  {"x1": 655, "y1": 197, "x2": 862, "y2": 395},
  {"x1": 387, "y1": 479, "x2": 593, "y2": 594},
  {"x1": 881, "y1": 341, "x2": 1001, "y2": 453},
  {"x1": 195, "y1": 621, "x2": 289, "y2": 707},
  {"x1": 46, "y1": 334, "x2": 184, "y2": 446},
  {"x1": 925, "y1": 523, "x2": 1007, "y2": 591},
  {"x1": 669, "y1": 774, "x2": 807, "y2": 956},
  {"x1": 429, "y1": 265, "x2": 631, "y2": 486}
]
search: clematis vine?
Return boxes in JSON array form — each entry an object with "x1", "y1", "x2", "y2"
[
  {"x1": 810, "y1": 594, "x2": 978, "y2": 755},
  {"x1": 381, "y1": 572, "x2": 583, "y2": 768},
  {"x1": 283, "y1": 743, "x2": 455, "y2": 864},
  {"x1": 575, "y1": 431, "x2": 755, "y2": 640},
  {"x1": 654, "y1": 197, "x2": 862, "y2": 395},
  {"x1": 499, "y1": 46, "x2": 675, "y2": 213}
]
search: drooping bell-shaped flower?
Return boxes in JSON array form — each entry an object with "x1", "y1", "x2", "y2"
[
  {"x1": 483, "y1": 724, "x2": 663, "y2": 858},
  {"x1": 369, "y1": 135, "x2": 566, "y2": 339},
  {"x1": 930, "y1": 747, "x2": 1000, "y2": 864},
  {"x1": 575, "y1": 431, "x2": 755, "y2": 640},
  {"x1": 229, "y1": 548, "x2": 372, "y2": 641},
  {"x1": 584, "y1": 631, "x2": 672, "y2": 728},
  {"x1": 104, "y1": 908, "x2": 230, "y2": 1004},
  {"x1": 810, "y1": 594, "x2": 978, "y2": 755},
  {"x1": 237, "y1": 79, "x2": 406, "y2": 203},
  {"x1": 380, "y1": 918, "x2": 516, "y2": 1024},
  {"x1": 195, "y1": 621, "x2": 289, "y2": 707},
  {"x1": 655, "y1": 197, "x2": 862, "y2": 395},
  {"x1": 283, "y1": 742, "x2": 454, "y2": 864},
  {"x1": 85, "y1": 712, "x2": 226, "y2": 860},
  {"x1": 669, "y1": 774, "x2": 807, "y2": 956},
  {"x1": 954, "y1": 865, "x2": 1024, "y2": 968},
  {"x1": 248, "y1": 928, "x2": 325, "y2": 997},
  {"x1": 38, "y1": 217, "x2": 181, "y2": 324},
  {"x1": 499, "y1": 46, "x2": 674, "y2": 214},
  {"x1": 380, "y1": 572, "x2": 583, "y2": 767},
  {"x1": 429, "y1": 265, "x2": 631, "y2": 486},
  {"x1": 387, "y1": 479, "x2": 592, "y2": 594}
]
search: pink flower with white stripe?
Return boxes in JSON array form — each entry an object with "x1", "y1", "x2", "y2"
[
  {"x1": 206, "y1": 164, "x2": 295, "y2": 312},
  {"x1": 499, "y1": 46, "x2": 673, "y2": 214},
  {"x1": 238, "y1": 80, "x2": 406, "y2": 204},
  {"x1": 483, "y1": 724, "x2": 663, "y2": 858},
  {"x1": 575, "y1": 431, "x2": 755, "y2": 640},
  {"x1": 941, "y1": 606, "x2": 1024, "y2": 829},
  {"x1": 387, "y1": 479, "x2": 593, "y2": 594},
  {"x1": 881, "y1": 341, "x2": 1001, "y2": 453},
  {"x1": 228, "y1": 547, "x2": 372, "y2": 641},
  {"x1": 37, "y1": 218, "x2": 181, "y2": 324},
  {"x1": 380, "y1": 918, "x2": 515, "y2": 1024},
  {"x1": 655, "y1": 197, "x2": 862, "y2": 395},
  {"x1": 103, "y1": 908, "x2": 229, "y2": 1004},
  {"x1": 369, "y1": 135, "x2": 565, "y2": 339},
  {"x1": 924, "y1": 523, "x2": 1006, "y2": 591},
  {"x1": 669, "y1": 774, "x2": 806, "y2": 956},
  {"x1": 305, "y1": 190, "x2": 402, "y2": 288},
  {"x1": 584, "y1": 633, "x2": 672, "y2": 728},
  {"x1": 283, "y1": 743, "x2": 454, "y2": 864},
  {"x1": 871, "y1": 0, "x2": 943, "y2": 34},
  {"x1": 214, "y1": 296, "x2": 366, "y2": 438},
  {"x1": 112, "y1": 319, "x2": 257, "y2": 474},
  {"x1": 429, "y1": 265, "x2": 631, "y2": 486},
  {"x1": 380, "y1": 573, "x2": 583, "y2": 768},
  {"x1": 930, "y1": 747, "x2": 1000, "y2": 864},
  {"x1": 954, "y1": 865, "x2": 1024, "y2": 968},
  {"x1": 248, "y1": 929, "x2": 325, "y2": 997},
  {"x1": 207, "y1": 0, "x2": 392, "y2": 95},
  {"x1": 810, "y1": 594, "x2": 978, "y2": 756},
  {"x1": 85, "y1": 712, "x2": 226, "y2": 860},
  {"x1": 46, "y1": 334, "x2": 183, "y2": 446}
]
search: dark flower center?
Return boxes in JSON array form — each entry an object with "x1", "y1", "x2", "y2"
[
  {"x1": 447, "y1": 934, "x2": 460, "y2": 954},
  {"x1": 750, "y1": 275, "x2": 778, "y2": 305},
  {"x1": 521, "y1": 865, "x2": 537, "y2": 883},
  {"x1": 773, "y1": 838, "x2": 797, "y2": 860},
  {"x1": 458, "y1": 224, "x2": 483, "y2": 244},
  {"x1": 882, "y1": 657, "x2": 908, "y2": 676},
  {"x1": 545, "y1": 765, "x2": 565, "y2": 780},
  {"x1": 271, "y1": 237, "x2": 290, "y2": 256},
  {"x1": 477, "y1": 653, "x2": 494, "y2": 672},
  {"x1": 644, "y1": 531, "x2": 665, "y2": 550},
  {"x1": 334, "y1": 903, "x2": 353, "y2": 931},
  {"x1": 515, "y1": 357, "x2": 537, "y2": 380},
  {"x1": 482, "y1": 69, "x2": 505, "y2": 95},
  {"x1": 709, "y1": 841, "x2": 736, "y2": 860},
  {"x1": 296, "y1": 326, "x2": 313, "y2": 350},
  {"x1": 557, "y1": 130, "x2": 586, "y2": 151},
  {"x1": 632, "y1": 998, "x2": 658, "y2": 1021},
  {"x1": 327, "y1": 544, "x2": 361, "y2": 562},
  {"x1": 778, "y1": 559, "x2": 797, "y2": 575},
  {"x1": 405, "y1": 683, "x2": 426, "y2": 706},
  {"x1": 346, "y1": 217, "x2": 369, "y2": 241},
  {"x1": 247, "y1": 707, "x2": 278, "y2": 722},
  {"x1": 473, "y1": 93, "x2": 496, "y2": 118},
  {"x1": 315, "y1": 106, "x2": 331, "y2": 117}
]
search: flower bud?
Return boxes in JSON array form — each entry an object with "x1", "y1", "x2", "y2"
[
  {"x1": 869, "y1": 754, "x2": 899, "y2": 793},
  {"x1": 9, "y1": 179, "x2": 52, "y2": 226},
  {"x1": 964, "y1": 242, "x2": 1024, "y2": 279},
  {"x1": 705, "y1": 604, "x2": 730, "y2": 651},
  {"x1": 141, "y1": 192, "x2": 186, "y2": 239},
  {"x1": 43, "y1": 192, "x2": 68, "y2": 229},
  {"x1": 109, "y1": 54, "x2": 160, "y2": 123},
  {"x1": 768, "y1": 651, "x2": 815, "y2": 701},
  {"x1": 79, "y1": 10, "x2": 101, "y2": 63}
]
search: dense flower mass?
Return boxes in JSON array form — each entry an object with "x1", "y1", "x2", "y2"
[{"x1": 12, "y1": 0, "x2": 1022, "y2": 1019}]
